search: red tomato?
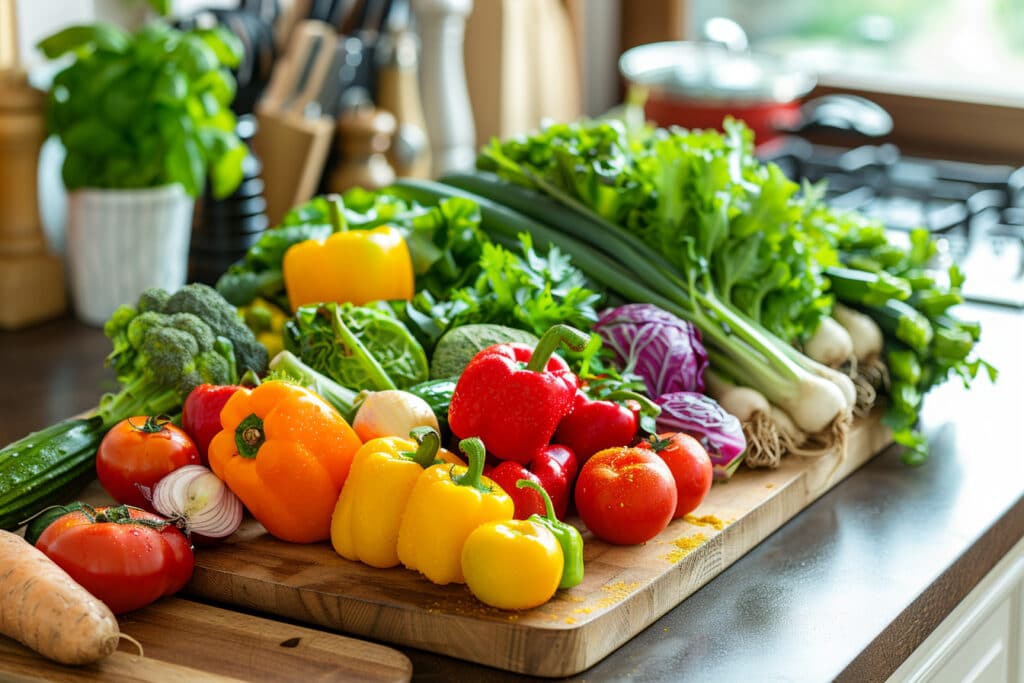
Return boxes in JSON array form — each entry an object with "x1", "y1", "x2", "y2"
[
  {"x1": 639, "y1": 432, "x2": 713, "y2": 519},
  {"x1": 182, "y1": 383, "x2": 242, "y2": 466},
  {"x1": 574, "y1": 447, "x2": 677, "y2": 545},
  {"x1": 96, "y1": 416, "x2": 200, "y2": 511},
  {"x1": 34, "y1": 504, "x2": 194, "y2": 614}
]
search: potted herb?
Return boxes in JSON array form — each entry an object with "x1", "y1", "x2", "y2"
[{"x1": 38, "y1": 21, "x2": 247, "y2": 325}]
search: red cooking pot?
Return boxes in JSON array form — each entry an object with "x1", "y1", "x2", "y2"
[{"x1": 619, "y1": 41, "x2": 816, "y2": 145}]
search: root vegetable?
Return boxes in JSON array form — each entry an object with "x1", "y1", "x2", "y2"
[
  {"x1": 353, "y1": 390, "x2": 440, "y2": 442},
  {"x1": 705, "y1": 370, "x2": 800, "y2": 470},
  {"x1": 803, "y1": 316, "x2": 854, "y2": 369},
  {"x1": 0, "y1": 530, "x2": 119, "y2": 665},
  {"x1": 832, "y1": 303, "x2": 883, "y2": 362}
]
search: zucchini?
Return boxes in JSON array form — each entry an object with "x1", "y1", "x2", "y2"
[
  {"x1": 0, "y1": 417, "x2": 105, "y2": 531},
  {"x1": 440, "y1": 171, "x2": 687, "y2": 292},
  {"x1": 407, "y1": 378, "x2": 457, "y2": 432},
  {"x1": 861, "y1": 299, "x2": 934, "y2": 354},
  {"x1": 826, "y1": 266, "x2": 912, "y2": 306},
  {"x1": 393, "y1": 179, "x2": 685, "y2": 313}
]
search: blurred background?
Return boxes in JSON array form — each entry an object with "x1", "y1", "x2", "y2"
[{"x1": 3, "y1": 0, "x2": 1023, "y2": 327}]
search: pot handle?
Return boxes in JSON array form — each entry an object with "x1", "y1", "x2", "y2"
[
  {"x1": 701, "y1": 17, "x2": 749, "y2": 52},
  {"x1": 775, "y1": 94, "x2": 893, "y2": 138}
]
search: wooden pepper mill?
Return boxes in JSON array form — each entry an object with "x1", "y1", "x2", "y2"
[
  {"x1": 376, "y1": 29, "x2": 432, "y2": 179},
  {"x1": 0, "y1": 0, "x2": 66, "y2": 329},
  {"x1": 326, "y1": 106, "x2": 397, "y2": 194}
]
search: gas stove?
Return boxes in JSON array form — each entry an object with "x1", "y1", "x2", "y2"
[{"x1": 758, "y1": 137, "x2": 1024, "y2": 308}]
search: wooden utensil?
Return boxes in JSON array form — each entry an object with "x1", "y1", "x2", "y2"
[
  {"x1": 326, "y1": 105, "x2": 396, "y2": 192},
  {"x1": 254, "y1": 20, "x2": 338, "y2": 225},
  {"x1": 0, "y1": 0, "x2": 66, "y2": 329},
  {"x1": 376, "y1": 28, "x2": 432, "y2": 178},
  {"x1": 0, "y1": 597, "x2": 412, "y2": 682}
]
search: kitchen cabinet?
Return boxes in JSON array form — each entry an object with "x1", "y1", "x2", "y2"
[{"x1": 888, "y1": 537, "x2": 1024, "y2": 683}]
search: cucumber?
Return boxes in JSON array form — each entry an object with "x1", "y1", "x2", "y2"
[
  {"x1": 0, "y1": 417, "x2": 106, "y2": 531},
  {"x1": 407, "y1": 378, "x2": 457, "y2": 435},
  {"x1": 430, "y1": 324, "x2": 538, "y2": 379}
]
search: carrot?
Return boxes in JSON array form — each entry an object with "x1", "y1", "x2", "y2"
[{"x1": 0, "y1": 529, "x2": 120, "y2": 665}]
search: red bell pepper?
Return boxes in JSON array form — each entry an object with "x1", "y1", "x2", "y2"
[
  {"x1": 182, "y1": 383, "x2": 244, "y2": 466},
  {"x1": 448, "y1": 324, "x2": 590, "y2": 464},
  {"x1": 530, "y1": 445, "x2": 574, "y2": 520},
  {"x1": 488, "y1": 446, "x2": 575, "y2": 520},
  {"x1": 487, "y1": 462, "x2": 546, "y2": 519},
  {"x1": 553, "y1": 390, "x2": 661, "y2": 464}
]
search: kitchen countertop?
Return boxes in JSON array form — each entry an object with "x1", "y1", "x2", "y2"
[{"x1": 1, "y1": 303, "x2": 1021, "y2": 682}]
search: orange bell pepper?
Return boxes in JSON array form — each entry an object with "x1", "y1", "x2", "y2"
[{"x1": 208, "y1": 380, "x2": 362, "y2": 543}]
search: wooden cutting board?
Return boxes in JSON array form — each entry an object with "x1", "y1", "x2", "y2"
[
  {"x1": 186, "y1": 413, "x2": 892, "y2": 677},
  {"x1": 0, "y1": 597, "x2": 412, "y2": 682}
]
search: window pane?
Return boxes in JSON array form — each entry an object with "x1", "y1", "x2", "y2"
[{"x1": 690, "y1": 0, "x2": 1024, "y2": 104}]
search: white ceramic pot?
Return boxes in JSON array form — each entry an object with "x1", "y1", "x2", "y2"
[{"x1": 65, "y1": 185, "x2": 195, "y2": 326}]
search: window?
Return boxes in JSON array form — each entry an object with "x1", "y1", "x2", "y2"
[{"x1": 688, "y1": 0, "x2": 1024, "y2": 106}]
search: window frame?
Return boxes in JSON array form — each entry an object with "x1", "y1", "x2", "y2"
[{"x1": 615, "y1": 0, "x2": 1024, "y2": 165}]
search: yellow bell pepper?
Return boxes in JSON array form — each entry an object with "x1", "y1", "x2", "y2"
[
  {"x1": 461, "y1": 519, "x2": 565, "y2": 610},
  {"x1": 396, "y1": 437, "x2": 513, "y2": 585},
  {"x1": 239, "y1": 297, "x2": 288, "y2": 357},
  {"x1": 331, "y1": 427, "x2": 463, "y2": 569},
  {"x1": 282, "y1": 225, "x2": 414, "y2": 312}
]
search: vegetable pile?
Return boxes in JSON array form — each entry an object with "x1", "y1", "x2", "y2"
[{"x1": 0, "y1": 114, "x2": 996, "y2": 633}]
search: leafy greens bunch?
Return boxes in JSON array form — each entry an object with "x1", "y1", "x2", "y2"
[
  {"x1": 38, "y1": 21, "x2": 247, "y2": 198},
  {"x1": 800, "y1": 196, "x2": 995, "y2": 461},
  {"x1": 387, "y1": 233, "x2": 602, "y2": 354},
  {"x1": 479, "y1": 117, "x2": 835, "y2": 344}
]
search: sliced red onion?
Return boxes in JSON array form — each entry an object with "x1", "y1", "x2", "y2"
[{"x1": 152, "y1": 465, "x2": 243, "y2": 540}]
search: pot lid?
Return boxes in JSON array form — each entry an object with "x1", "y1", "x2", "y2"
[{"x1": 619, "y1": 41, "x2": 816, "y2": 104}]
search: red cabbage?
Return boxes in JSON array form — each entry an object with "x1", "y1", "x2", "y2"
[
  {"x1": 594, "y1": 304, "x2": 708, "y2": 397},
  {"x1": 656, "y1": 392, "x2": 747, "y2": 480}
]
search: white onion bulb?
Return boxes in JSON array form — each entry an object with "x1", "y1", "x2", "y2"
[{"x1": 152, "y1": 465, "x2": 243, "y2": 540}]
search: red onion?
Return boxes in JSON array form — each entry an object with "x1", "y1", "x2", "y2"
[{"x1": 151, "y1": 465, "x2": 243, "y2": 540}]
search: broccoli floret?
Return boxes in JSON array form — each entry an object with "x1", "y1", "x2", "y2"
[
  {"x1": 126, "y1": 311, "x2": 166, "y2": 350},
  {"x1": 97, "y1": 284, "x2": 262, "y2": 428},
  {"x1": 137, "y1": 288, "x2": 170, "y2": 313},
  {"x1": 142, "y1": 327, "x2": 201, "y2": 390},
  {"x1": 162, "y1": 283, "x2": 269, "y2": 375},
  {"x1": 103, "y1": 304, "x2": 138, "y2": 375},
  {"x1": 166, "y1": 312, "x2": 216, "y2": 353}
]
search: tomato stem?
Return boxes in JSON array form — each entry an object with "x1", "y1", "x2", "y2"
[{"x1": 128, "y1": 415, "x2": 172, "y2": 434}]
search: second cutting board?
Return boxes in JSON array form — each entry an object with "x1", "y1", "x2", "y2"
[{"x1": 0, "y1": 597, "x2": 412, "y2": 682}]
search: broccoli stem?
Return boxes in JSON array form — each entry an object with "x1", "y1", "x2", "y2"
[
  {"x1": 97, "y1": 374, "x2": 182, "y2": 429},
  {"x1": 268, "y1": 350, "x2": 360, "y2": 421}
]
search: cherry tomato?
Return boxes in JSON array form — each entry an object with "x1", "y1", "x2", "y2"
[
  {"x1": 639, "y1": 432, "x2": 713, "y2": 519},
  {"x1": 34, "y1": 503, "x2": 194, "y2": 614},
  {"x1": 96, "y1": 416, "x2": 200, "y2": 511},
  {"x1": 574, "y1": 446, "x2": 677, "y2": 545}
]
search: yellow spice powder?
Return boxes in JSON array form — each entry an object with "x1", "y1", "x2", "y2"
[
  {"x1": 683, "y1": 514, "x2": 728, "y2": 530},
  {"x1": 662, "y1": 532, "x2": 708, "y2": 563}
]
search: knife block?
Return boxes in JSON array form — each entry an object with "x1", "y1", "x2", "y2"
[
  {"x1": 253, "y1": 107, "x2": 334, "y2": 226},
  {"x1": 0, "y1": 69, "x2": 66, "y2": 330}
]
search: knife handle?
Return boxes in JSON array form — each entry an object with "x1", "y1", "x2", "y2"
[{"x1": 261, "y1": 19, "x2": 337, "y2": 115}]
